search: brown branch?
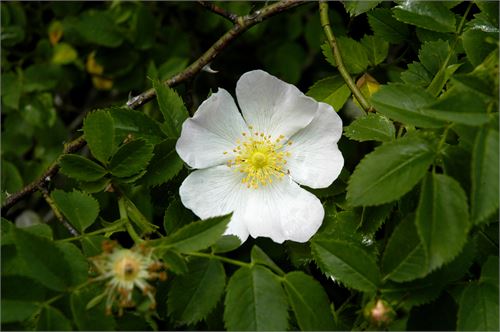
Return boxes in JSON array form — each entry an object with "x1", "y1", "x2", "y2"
[
  {"x1": 197, "y1": 1, "x2": 239, "y2": 23},
  {"x1": 2, "y1": 0, "x2": 307, "y2": 214},
  {"x1": 39, "y1": 185, "x2": 80, "y2": 236}
]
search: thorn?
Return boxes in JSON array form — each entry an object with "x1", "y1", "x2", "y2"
[{"x1": 202, "y1": 63, "x2": 218, "y2": 74}]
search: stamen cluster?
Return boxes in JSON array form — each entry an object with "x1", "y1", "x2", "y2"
[
  {"x1": 225, "y1": 126, "x2": 291, "y2": 189},
  {"x1": 90, "y1": 241, "x2": 167, "y2": 316}
]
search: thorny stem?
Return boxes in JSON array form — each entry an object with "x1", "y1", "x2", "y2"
[
  {"x1": 186, "y1": 251, "x2": 252, "y2": 268},
  {"x1": 1, "y1": 0, "x2": 306, "y2": 214},
  {"x1": 319, "y1": 1, "x2": 371, "y2": 112},
  {"x1": 198, "y1": 1, "x2": 239, "y2": 23},
  {"x1": 39, "y1": 186, "x2": 79, "y2": 236}
]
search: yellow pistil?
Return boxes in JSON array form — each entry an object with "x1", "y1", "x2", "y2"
[{"x1": 225, "y1": 128, "x2": 291, "y2": 189}]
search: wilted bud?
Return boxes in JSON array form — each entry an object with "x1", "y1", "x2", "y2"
[
  {"x1": 355, "y1": 73, "x2": 380, "y2": 110},
  {"x1": 364, "y1": 298, "x2": 395, "y2": 327}
]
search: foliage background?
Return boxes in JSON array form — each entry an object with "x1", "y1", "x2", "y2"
[{"x1": 1, "y1": 1, "x2": 499, "y2": 331}]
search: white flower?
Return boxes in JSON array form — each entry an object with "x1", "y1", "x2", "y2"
[{"x1": 176, "y1": 70, "x2": 344, "y2": 243}]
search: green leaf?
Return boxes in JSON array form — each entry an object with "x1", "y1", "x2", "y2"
[
  {"x1": 1, "y1": 275, "x2": 47, "y2": 302},
  {"x1": 1, "y1": 300, "x2": 39, "y2": 324},
  {"x1": 457, "y1": 283, "x2": 499, "y2": 331},
  {"x1": 51, "y1": 42, "x2": 78, "y2": 65},
  {"x1": 109, "y1": 139, "x2": 154, "y2": 178},
  {"x1": 163, "y1": 197, "x2": 195, "y2": 235},
  {"x1": 153, "y1": 80, "x2": 188, "y2": 138},
  {"x1": 168, "y1": 258, "x2": 226, "y2": 325},
  {"x1": 1, "y1": 160, "x2": 23, "y2": 199},
  {"x1": 381, "y1": 215, "x2": 428, "y2": 282},
  {"x1": 471, "y1": 126, "x2": 499, "y2": 224},
  {"x1": 212, "y1": 235, "x2": 242, "y2": 253},
  {"x1": 371, "y1": 84, "x2": 444, "y2": 128},
  {"x1": 347, "y1": 136, "x2": 435, "y2": 206},
  {"x1": 283, "y1": 271, "x2": 336, "y2": 331},
  {"x1": 343, "y1": 1, "x2": 382, "y2": 17},
  {"x1": 306, "y1": 75, "x2": 351, "y2": 111},
  {"x1": 141, "y1": 139, "x2": 184, "y2": 187},
  {"x1": 109, "y1": 107, "x2": 165, "y2": 145},
  {"x1": 480, "y1": 256, "x2": 499, "y2": 288},
  {"x1": 419, "y1": 40, "x2": 456, "y2": 75},
  {"x1": 71, "y1": 285, "x2": 116, "y2": 330},
  {"x1": 131, "y1": 6, "x2": 156, "y2": 50},
  {"x1": 337, "y1": 37, "x2": 370, "y2": 74},
  {"x1": 357, "y1": 203, "x2": 394, "y2": 235},
  {"x1": 422, "y1": 87, "x2": 490, "y2": 125},
  {"x1": 51, "y1": 189, "x2": 99, "y2": 232},
  {"x1": 12, "y1": 227, "x2": 72, "y2": 291},
  {"x1": 401, "y1": 62, "x2": 433, "y2": 87},
  {"x1": 59, "y1": 154, "x2": 107, "y2": 181},
  {"x1": 37, "y1": 306, "x2": 72, "y2": 331},
  {"x1": 72, "y1": 10, "x2": 124, "y2": 47},
  {"x1": 161, "y1": 249, "x2": 188, "y2": 275},
  {"x1": 251, "y1": 245, "x2": 284, "y2": 276},
  {"x1": 311, "y1": 238, "x2": 380, "y2": 292},
  {"x1": 56, "y1": 242, "x2": 88, "y2": 286},
  {"x1": 1, "y1": 71, "x2": 22, "y2": 109},
  {"x1": 224, "y1": 265, "x2": 289, "y2": 331},
  {"x1": 360, "y1": 35, "x2": 389, "y2": 66},
  {"x1": 393, "y1": 1, "x2": 456, "y2": 32},
  {"x1": 155, "y1": 214, "x2": 231, "y2": 253},
  {"x1": 462, "y1": 28, "x2": 498, "y2": 67},
  {"x1": 83, "y1": 110, "x2": 115, "y2": 163},
  {"x1": 23, "y1": 64, "x2": 62, "y2": 92},
  {"x1": 416, "y1": 173, "x2": 469, "y2": 271},
  {"x1": 344, "y1": 113, "x2": 395, "y2": 142},
  {"x1": 367, "y1": 8, "x2": 410, "y2": 44}
]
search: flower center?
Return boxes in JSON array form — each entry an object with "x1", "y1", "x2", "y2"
[
  {"x1": 225, "y1": 126, "x2": 291, "y2": 189},
  {"x1": 113, "y1": 254, "x2": 141, "y2": 282}
]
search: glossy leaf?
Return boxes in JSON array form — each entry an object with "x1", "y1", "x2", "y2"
[
  {"x1": 51, "y1": 189, "x2": 99, "y2": 232},
  {"x1": 360, "y1": 35, "x2": 389, "y2": 66},
  {"x1": 59, "y1": 154, "x2": 107, "y2": 181},
  {"x1": 382, "y1": 216, "x2": 428, "y2": 282},
  {"x1": 141, "y1": 139, "x2": 184, "y2": 187},
  {"x1": 83, "y1": 110, "x2": 115, "y2": 163},
  {"x1": 343, "y1": 1, "x2": 382, "y2": 17},
  {"x1": 347, "y1": 136, "x2": 435, "y2": 206},
  {"x1": 251, "y1": 245, "x2": 284, "y2": 276},
  {"x1": 311, "y1": 238, "x2": 380, "y2": 292},
  {"x1": 367, "y1": 8, "x2": 410, "y2": 43},
  {"x1": 471, "y1": 126, "x2": 499, "y2": 224},
  {"x1": 154, "y1": 80, "x2": 189, "y2": 138},
  {"x1": 109, "y1": 107, "x2": 165, "y2": 145},
  {"x1": 109, "y1": 139, "x2": 154, "y2": 178},
  {"x1": 163, "y1": 197, "x2": 195, "y2": 235},
  {"x1": 393, "y1": 1, "x2": 456, "y2": 32},
  {"x1": 306, "y1": 75, "x2": 351, "y2": 111},
  {"x1": 283, "y1": 271, "x2": 336, "y2": 331},
  {"x1": 224, "y1": 265, "x2": 289, "y2": 331},
  {"x1": 168, "y1": 258, "x2": 226, "y2": 325},
  {"x1": 416, "y1": 173, "x2": 469, "y2": 271},
  {"x1": 344, "y1": 113, "x2": 395, "y2": 142}
]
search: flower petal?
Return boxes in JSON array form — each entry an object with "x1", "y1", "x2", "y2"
[
  {"x1": 236, "y1": 70, "x2": 318, "y2": 139},
  {"x1": 179, "y1": 165, "x2": 250, "y2": 242},
  {"x1": 242, "y1": 178, "x2": 325, "y2": 243},
  {"x1": 284, "y1": 102, "x2": 344, "y2": 189},
  {"x1": 176, "y1": 89, "x2": 248, "y2": 169}
]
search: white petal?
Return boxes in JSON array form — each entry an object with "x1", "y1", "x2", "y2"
[
  {"x1": 176, "y1": 89, "x2": 248, "y2": 169},
  {"x1": 242, "y1": 178, "x2": 325, "y2": 243},
  {"x1": 179, "y1": 165, "x2": 250, "y2": 242},
  {"x1": 284, "y1": 102, "x2": 344, "y2": 189},
  {"x1": 236, "y1": 70, "x2": 318, "y2": 139}
]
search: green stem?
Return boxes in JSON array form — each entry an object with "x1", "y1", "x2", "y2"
[
  {"x1": 58, "y1": 218, "x2": 127, "y2": 242},
  {"x1": 319, "y1": 1, "x2": 371, "y2": 112},
  {"x1": 118, "y1": 196, "x2": 143, "y2": 244},
  {"x1": 186, "y1": 251, "x2": 252, "y2": 268}
]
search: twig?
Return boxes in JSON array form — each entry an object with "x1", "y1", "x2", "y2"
[
  {"x1": 2, "y1": 0, "x2": 307, "y2": 214},
  {"x1": 198, "y1": 1, "x2": 239, "y2": 23},
  {"x1": 319, "y1": 1, "x2": 371, "y2": 112},
  {"x1": 126, "y1": 0, "x2": 306, "y2": 109},
  {"x1": 39, "y1": 186, "x2": 80, "y2": 236}
]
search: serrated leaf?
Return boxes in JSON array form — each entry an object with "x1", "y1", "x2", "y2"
[
  {"x1": 1, "y1": 300, "x2": 39, "y2": 324},
  {"x1": 337, "y1": 37, "x2": 370, "y2": 74},
  {"x1": 155, "y1": 214, "x2": 231, "y2": 253},
  {"x1": 56, "y1": 242, "x2": 88, "y2": 286},
  {"x1": 59, "y1": 154, "x2": 107, "y2": 181},
  {"x1": 360, "y1": 35, "x2": 389, "y2": 66},
  {"x1": 457, "y1": 283, "x2": 499, "y2": 331},
  {"x1": 344, "y1": 113, "x2": 395, "y2": 142},
  {"x1": 343, "y1": 1, "x2": 382, "y2": 17},
  {"x1": 12, "y1": 227, "x2": 72, "y2": 291},
  {"x1": 51, "y1": 189, "x2": 99, "y2": 232},
  {"x1": 480, "y1": 256, "x2": 499, "y2": 288},
  {"x1": 109, "y1": 139, "x2": 154, "y2": 178},
  {"x1": 141, "y1": 139, "x2": 184, "y2": 187},
  {"x1": 462, "y1": 28, "x2": 498, "y2": 67},
  {"x1": 224, "y1": 265, "x2": 288, "y2": 331},
  {"x1": 83, "y1": 110, "x2": 115, "y2": 163},
  {"x1": 163, "y1": 198, "x2": 195, "y2": 235},
  {"x1": 382, "y1": 215, "x2": 428, "y2": 282},
  {"x1": 212, "y1": 235, "x2": 241, "y2": 253},
  {"x1": 109, "y1": 107, "x2": 165, "y2": 145},
  {"x1": 371, "y1": 84, "x2": 444, "y2": 128},
  {"x1": 357, "y1": 203, "x2": 394, "y2": 235},
  {"x1": 306, "y1": 75, "x2": 351, "y2": 111},
  {"x1": 36, "y1": 306, "x2": 72, "y2": 331},
  {"x1": 161, "y1": 249, "x2": 188, "y2": 275},
  {"x1": 419, "y1": 40, "x2": 456, "y2": 75},
  {"x1": 471, "y1": 126, "x2": 499, "y2": 224},
  {"x1": 347, "y1": 136, "x2": 435, "y2": 206},
  {"x1": 71, "y1": 285, "x2": 116, "y2": 330},
  {"x1": 401, "y1": 62, "x2": 433, "y2": 87},
  {"x1": 416, "y1": 173, "x2": 469, "y2": 271},
  {"x1": 367, "y1": 8, "x2": 410, "y2": 43},
  {"x1": 153, "y1": 80, "x2": 188, "y2": 138},
  {"x1": 251, "y1": 245, "x2": 284, "y2": 276},
  {"x1": 393, "y1": 1, "x2": 456, "y2": 32},
  {"x1": 283, "y1": 271, "x2": 336, "y2": 331},
  {"x1": 168, "y1": 258, "x2": 226, "y2": 325},
  {"x1": 311, "y1": 238, "x2": 380, "y2": 292}
]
